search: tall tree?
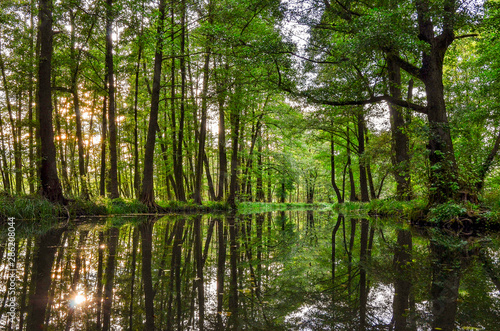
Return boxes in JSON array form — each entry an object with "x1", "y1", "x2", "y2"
[
  {"x1": 106, "y1": 0, "x2": 119, "y2": 199},
  {"x1": 38, "y1": 0, "x2": 65, "y2": 203},
  {"x1": 193, "y1": 1, "x2": 213, "y2": 204},
  {"x1": 140, "y1": 0, "x2": 166, "y2": 207}
]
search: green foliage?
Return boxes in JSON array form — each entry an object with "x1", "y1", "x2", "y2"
[
  {"x1": 238, "y1": 201, "x2": 327, "y2": 214},
  {"x1": 368, "y1": 198, "x2": 427, "y2": 219},
  {"x1": 428, "y1": 202, "x2": 467, "y2": 224},
  {"x1": 0, "y1": 194, "x2": 59, "y2": 221},
  {"x1": 106, "y1": 198, "x2": 148, "y2": 214}
]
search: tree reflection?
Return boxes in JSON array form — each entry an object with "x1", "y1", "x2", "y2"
[
  {"x1": 2, "y1": 212, "x2": 499, "y2": 330},
  {"x1": 27, "y1": 227, "x2": 64, "y2": 330}
]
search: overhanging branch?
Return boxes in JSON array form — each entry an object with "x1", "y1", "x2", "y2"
[{"x1": 286, "y1": 88, "x2": 428, "y2": 115}]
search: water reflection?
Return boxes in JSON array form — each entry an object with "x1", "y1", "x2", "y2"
[{"x1": 1, "y1": 211, "x2": 499, "y2": 330}]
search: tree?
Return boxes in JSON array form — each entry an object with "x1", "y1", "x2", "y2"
[
  {"x1": 106, "y1": 0, "x2": 119, "y2": 199},
  {"x1": 38, "y1": 0, "x2": 65, "y2": 203},
  {"x1": 140, "y1": 0, "x2": 166, "y2": 207}
]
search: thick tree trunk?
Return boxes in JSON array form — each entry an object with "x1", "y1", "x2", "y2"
[
  {"x1": 141, "y1": 0, "x2": 166, "y2": 207},
  {"x1": 106, "y1": 0, "x2": 119, "y2": 199},
  {"x1": 424, "y1": 55, "x2": 459, "y2": 204},
  {"x1": 388, "y1": 56, "x2": 412, "y2": 201},
  {"x1": 37, "y1": 0, "x2": 65, "y2": 203},
  {"x1": 27, "y1": 228, "x2": 64, "y2": 330},
  {"x1": 414, "y1": 0, "x2": 459, "y2": 204}
]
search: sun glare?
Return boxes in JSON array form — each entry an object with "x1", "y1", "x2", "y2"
[{"x1": 70, "y1": 293, "x2": 86, "y2": 308}]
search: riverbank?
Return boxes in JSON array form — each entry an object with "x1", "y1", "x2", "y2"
[
  {"x1": 334, "y1": 198, "x2": 500, "y2": 232},
  {"x1": 0, "y1": 194, "x2": 231, "y2": 222},
  {"x1": 1, "y1": 194, "x2": 499, "y2": 231}
]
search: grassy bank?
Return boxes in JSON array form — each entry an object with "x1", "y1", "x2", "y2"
[
  {"x1": 237, "y1": 201, "x2": 330, "y2": 214},
  {"x1": 333, "y1": 197, "x2": 500, "y2": 231},
  {"x1": 1, "y1": 193, "x2": 499, "y2": 231},
  {"x1": 0, "y1": 194, "x2": 230, "y2": 222}
]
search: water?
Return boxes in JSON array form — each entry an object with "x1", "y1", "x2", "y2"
[{"x1": 1, "y1": 210, "x2": 499, "y2": 330}]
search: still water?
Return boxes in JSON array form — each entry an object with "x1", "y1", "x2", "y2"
[{"x1": 1, "y1": 211, "x2": 499, "y2": 330}]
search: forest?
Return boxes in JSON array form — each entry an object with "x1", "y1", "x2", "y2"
[
  {"x1": 2, "y1": 1, "x2": 500, "y2": 330},
  {"x1": 1, "y1": 0, "x2": 500, "y2": 216}
]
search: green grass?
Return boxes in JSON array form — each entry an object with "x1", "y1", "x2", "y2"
[
  {"x1": 0, "y1": 194, "x2": 232, "y2": 223},
  {"x1": 237, "y1": 201, "x2": 329, "y2": 214},
  {"x1": 1, "y1": 192, "x2": 499, "y2": 229}
]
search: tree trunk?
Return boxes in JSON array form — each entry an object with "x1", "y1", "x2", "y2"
[
  {"x1": 330, "y1": 134, "x2": 343, "y2": 203},
  {"x1": 194, "y1": 20, "x2": 212, "y2": 204},
  {"x1": 141, "y1": 0, "x2": 166, "y2": 207},
  {"x1": 27, "y1": 228, "x2": 64, "y2": 330},
  {"x1": 106, "y1": 0, "x2": 119, "y2": 199},
  {"x1": 28, "y1": 3, "x2": 36, "y2": 194},
  {"x1": 215, "y1": 61, "x2": 228, "y2": 201},
  {"x1": 68, "y1": 10, "x2": 89, "y2": 199},
  {"x1": 0, "y1": 108, "x2": 11, "y2": 192},
  {"x1": 37, "y1": 0, "x2": 65, "y2": 203},
  {"x1": 203, "y1": 151, "x2": 216, "y2": 200},
  {"x1": 141, "y1": 220, "x2": 155, "y2": 330},
  {"x1": 96, "y1": 231, "x2": 104, "y2": 328},
  {"x1": 347, "y1": 126, "x2": 357, "y2": 202},
  {"x1": 133, "y1": 43, "x2": 142, "y2": 200},
  {"x1": 174, "y1": 0, "x2": 187, "y2": 201},
  {"x1": 169, "y1": 0, "x2": 178, "y2": 200},
  {"x1": 392, "y1": 229, "x2": 413, "y2": 331},
  {"x1": 128, "y1": 227, "x2": 138, "y2": 330},
  {"x1": 216, "y1": 218, "x2": 227, "y2": 329},
  {"x1": 100, "y1": 95, "x2": 108, "y2": 196},
  {"x1": 388, "y1": 56, "x2": 411, "y2": 201},
  {"x1": 413, "y1": 0, "x2": 459, "y2": 204},
  {"x1": 357, "y1": 113, "x2": 369, "y2": 202},
  {"x1": 102, "y1": 227, "x2": 119, "y2": 331},
  {"x1": 194, "y1": 216, "x2": 205, "y2": 329},
  {"x1": 227, "y1": 95, "x2": 241, "y2": 208},
  {"x1": 256, "y1": 126, "x2": 264, "y2": 201}
]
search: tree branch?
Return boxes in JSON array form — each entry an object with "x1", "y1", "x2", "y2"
[
  {"x1": 285, "y1": 88, "x2": 428, "y2": 115},
  {"x1": 388, "y1": 54, "x2": 423, "y2": 81},
  {"x1": 454, "y1": 33, "x2": 479, "y2": 40}
]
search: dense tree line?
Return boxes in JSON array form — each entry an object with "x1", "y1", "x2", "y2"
[{"x1": 0, "y1": 0, "x2": 499, "y2": 208}]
